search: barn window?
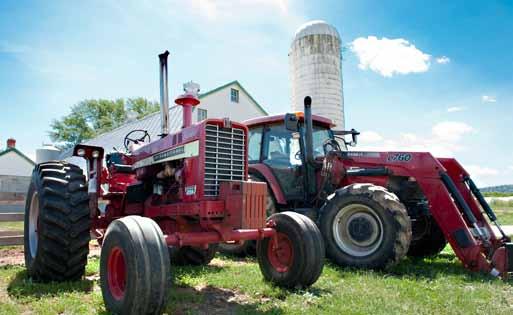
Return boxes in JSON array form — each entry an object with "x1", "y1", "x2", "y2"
[
  {"x1": 230, "y1": 88, "x2": 239, "y2": 103},
  {"x1": 197, "y1": 108, "x2": 207, "y2": 121}
]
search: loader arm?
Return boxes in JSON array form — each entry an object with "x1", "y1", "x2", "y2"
[{"x1": 341, "y1": 151, "x2": 513, "y2": 277}]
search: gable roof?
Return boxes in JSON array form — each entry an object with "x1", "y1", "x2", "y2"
[
  {"x1": 199, "y1": 80, "x2": 268, "y2": 115},
  {"x1": 0, "y1": 147, "x2": 36, "y2": 166}
]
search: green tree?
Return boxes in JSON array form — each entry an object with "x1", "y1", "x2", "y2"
[{"x1": 50, "y1": 98, "x2": 159, "y2": 148}]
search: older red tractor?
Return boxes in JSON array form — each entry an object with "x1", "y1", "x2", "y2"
[
  {"x1": 221, "y1": 96, "x2": 512, "y2": 278},
  {"x1": 23, "y1": 51, "x2": 324, "y2": 314}
]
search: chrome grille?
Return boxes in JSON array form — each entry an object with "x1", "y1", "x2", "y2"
[{"x1": 204, "y1": 124, "x2": 245, "y2": 196}]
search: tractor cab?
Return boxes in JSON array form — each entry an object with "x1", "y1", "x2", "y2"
[{"x1": 244, "y1": 109, "x2": 357, "y2": 207}]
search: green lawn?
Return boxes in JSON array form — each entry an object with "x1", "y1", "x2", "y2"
[
  {"x1": 0, "y1": 221, "x2": 23, "y2": 231},
  {"x1": 492, "y1": 206, "x2": 513, "y2": 225},
  {"x1": 1, "y1": 248, "x2": 512, "y2": 315}
]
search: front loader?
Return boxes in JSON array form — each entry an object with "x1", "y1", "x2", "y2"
[
  {"x1": 222, "y1": 96, "x2": 512, "y2": 278},
  {"x1": 23, "y1": 52, "x2": 325, "y2": 314}
]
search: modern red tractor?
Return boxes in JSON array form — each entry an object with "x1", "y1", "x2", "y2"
[
  {"x1": 23, "y1": 51, "x2": 325, "y2": 314},
  {"x1": 221, "y1": 96, "x2": 512, "y2": 278}
]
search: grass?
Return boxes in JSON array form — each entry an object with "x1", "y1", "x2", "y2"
[
  {"x1": 483, "y1": 192, "x2": 513, "y2": 198},
  {"x1": 0, "y1": 248, "x2": 512, "y2": 315},
  {"x1": 0, "y1": 221, "x2": 23, "y2": 231}
]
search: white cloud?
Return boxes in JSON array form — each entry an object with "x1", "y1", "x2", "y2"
[
  {"x1": 350, "y1": 36, "x2": 431, "y2": 77},
  {"x1": 359, "y1": 131, "x2": 383, "y2": 143},
  {"x1": 436, "y1": 56, "x2": 450, "y2": 64},
  {"x1": 447, "y1": 106, "x2": 465, "y2": 112},
  {"x1": 431, "y1": 121, "x2": 474, "y2": 142},
  {"x1": 465, "y1": 165, "x2": 499, "y2": 176},
  {"x1": 358, "y1": 121, "x2": 475, "y2": 157},
  {"x1": 482, "y1": 95, "x2": 496, "y2": 103},
  {"x1": 508, "y1": 166, "x2": 513, "y2": 172}
]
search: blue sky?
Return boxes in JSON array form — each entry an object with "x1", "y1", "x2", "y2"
[{"x1": 0, "y1": 0, "x2": 511, "y2": 186}]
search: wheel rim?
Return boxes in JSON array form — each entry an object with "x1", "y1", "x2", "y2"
[
  {"x1": 333, "y1": 203, "x2": 384, "y2": 257},
  {"x1": 28, "y1": 191, "x2": 39, "y2": 259},
  {"x1": 267, "y1": 232, "x2": 294, "y2": 273},
  {"x1": 107, "y1": 246, "x2": 127, "y2": 300}
]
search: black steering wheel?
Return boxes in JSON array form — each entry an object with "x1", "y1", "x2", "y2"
[{"x1": 124, "y1": 129, "x2": 151, "y2": 151}]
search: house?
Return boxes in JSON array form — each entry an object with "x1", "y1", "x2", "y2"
[
  {"x1": 64, "y1": 80, "x2": 268, "y2": 163},
  {"x1": 0, "y1": 139, "x2": 35, "y2": 212}
]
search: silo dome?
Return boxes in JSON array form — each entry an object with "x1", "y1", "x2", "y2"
[{"x1": 289, "y1": 20, "x2": 344, "y2": 130}]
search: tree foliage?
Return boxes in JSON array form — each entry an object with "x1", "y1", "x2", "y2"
[{"x1": 50, "y1": 98, "x2": 159, "y2": 148}]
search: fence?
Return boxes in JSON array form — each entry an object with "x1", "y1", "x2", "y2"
[
  {"x1": 0, "y1": 213, "x2": 24, "y2": 246},
  {"x1": 0, "y1": 192, "x2": 25, "y2": 246}
]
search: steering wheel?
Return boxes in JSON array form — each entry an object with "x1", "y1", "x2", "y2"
[
  {"x1": 323, "y1": 139, "x2": 341, "y2": 155},
  {"x1": 124, "y1": 129, "x2": 151, "y2": 151}
]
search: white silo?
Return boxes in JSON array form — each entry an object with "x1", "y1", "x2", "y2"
[
  {"x1": 289, "y1": 20, "x2": 344, "y2": 130},
  {"x1": 36, "y1": 144, "x2": 61, "y2": 164}
]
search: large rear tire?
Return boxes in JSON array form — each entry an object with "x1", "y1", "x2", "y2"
[
  {"x1": 100, "y1": 216, "x2": 171, "y2": 315},
  {"x1": 169, "y1": 244, "x2": 217, "y2": 265},
  {"x1": 408, "y1": 218, "x2": 447, "y2": 258},
  {"x1": 218, "y1": 175, "x2": 276, "y2": 256},
  {"x1": 257, "y1": 212, "x2": 324, "y2": 288},
  {"x1": 319, "y1": 184, "x2": 411, "y2": 269},
  {"x1": 24, "y1": 161, "x2": 90, "y2": 281}
]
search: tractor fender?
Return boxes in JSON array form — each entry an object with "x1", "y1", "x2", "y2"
[{"x1": 249, "y1": 164, "x2": 287, "y2": 205}]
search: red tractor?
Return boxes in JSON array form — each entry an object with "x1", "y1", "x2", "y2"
[
  {"x1": 221, "y1": 96, "x2": 512, "y2": 278},
  {"x1": 23, "y1": 51, "x2": 325, "y2": 314}
]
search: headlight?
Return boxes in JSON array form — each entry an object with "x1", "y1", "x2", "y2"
[
  {"x1": 77, "y1": 148, "x2": 85, "y2": 156},
  {"x1": 92, "y1": 150, "x2": 100, "y2": 158}
]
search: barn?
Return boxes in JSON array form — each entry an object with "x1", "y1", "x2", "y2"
[{"x1": 0, "y1": 139, "x2": 35, "y2": 213}]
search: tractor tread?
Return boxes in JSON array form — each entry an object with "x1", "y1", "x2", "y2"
[{"x1": 24, "y1": 161, "x2": 91, "y2": 282}]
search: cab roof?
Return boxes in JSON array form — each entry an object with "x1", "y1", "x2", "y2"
[{"x1": 243, "y1": 113, "x2": 334, "y2": 129}]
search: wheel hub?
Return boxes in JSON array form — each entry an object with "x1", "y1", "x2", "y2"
[
  {"x1": 107, "y1": 246, "x2": 127, "y2": 300},
  {"x1": 267, "y1": 232, "x2": 294, "y2": 273},
  {"x1": 333, "y1": 204, "x2": 384, "y2": 257},
  {"x1": 348, "y1": 216, "x2": 374, "y2": 243}
]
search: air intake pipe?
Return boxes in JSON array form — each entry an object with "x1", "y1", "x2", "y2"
[{"x1": 158, "y1": 51, "x2": 170, "y2": 135}]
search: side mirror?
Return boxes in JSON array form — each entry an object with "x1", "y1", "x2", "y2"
[
  {"x1": 284, "y1": 113, "x2": 299, "y2": 132},
  {"x1": 333, "y1": 129, "x2": 360, "y2": 147}
]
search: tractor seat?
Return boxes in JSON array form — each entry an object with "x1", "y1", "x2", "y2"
[{"x1": 106, "y1": 152, "x2": 135, "y2": 174}]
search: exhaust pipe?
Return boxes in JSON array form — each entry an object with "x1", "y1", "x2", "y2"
[
  {"x1": 304, "y1": 96, "x2": 314, "y2": 164},
  {"x1": 158, "y1": 51, "x2": 170, "y2": 136}
]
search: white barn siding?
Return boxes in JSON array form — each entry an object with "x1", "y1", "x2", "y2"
[
  {"x1": 0, "y1": 151, "x2": 34, "y2": 176},
  {"x1": 194, "y1": 82, "x2": 267, "y2": 123}
]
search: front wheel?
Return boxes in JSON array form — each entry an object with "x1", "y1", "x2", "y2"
[
  {"x1": 257, "y1": 212, "x2": 324, "y2": 288},
  {"x1": 100, "y1": 216, "x2": 170, "y2": 315},
  {"x1": 319, "y1": 184, "x2": 412, "y2": 269}
]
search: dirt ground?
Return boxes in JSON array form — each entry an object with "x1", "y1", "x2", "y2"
[{"x1": 0, "y1": 243, "x2": 101, "y2": 266}]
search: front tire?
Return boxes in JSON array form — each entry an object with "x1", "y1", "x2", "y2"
[
  {"x1": 408, "y1": 218, "x2": 447, "y2": 258},
  {"x1": 257, "y1": 212, "x2": 324, "y2": 288},
  {"x1": 100, "y1": 216, "x2": 171, "y2": 315},
  {"x1": 319, "y1": 184, "x2": 411, "y2": 269},
  {"x1": 24, "y1": 161, "x2": 90, "y2": 281}
]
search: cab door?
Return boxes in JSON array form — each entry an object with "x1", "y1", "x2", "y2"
[{"x1": 260, "y1": 124, "x2": 305, "y2": 200}]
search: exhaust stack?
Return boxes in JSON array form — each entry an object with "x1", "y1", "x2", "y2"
[
  {"x1": 303, "y1": 96, "x2": 314, "y2": 164},
  {"x1": 159, "y1": 51, "x2": 170, "y2": 136}
]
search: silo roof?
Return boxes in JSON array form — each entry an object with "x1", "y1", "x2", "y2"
[{"x1": 293, "y1": 20, "x2": 340, "y2": 42}]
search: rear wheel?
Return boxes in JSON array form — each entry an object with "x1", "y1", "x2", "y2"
[
  {"x1": 169, "y1": 244, "x2": 217, "y2": 265},
  {"x1": 24, "y1": 161, "x2": 90, "y2": 281},
  {"x1": 408, "y1": 218, "x2": 447, "y2": 258},
  {"x1": 100, "y1": 216, "x2": 170, "y2": 315},
  {"x1": 257, "y1": 212, "x2": 324, "y2": 288},
  {"x1": 319, "y1": 184, "x2": 411, "y2": 269},
  {"x1": 218, "y1": 175, "x2": 276, "y2": 256}
]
